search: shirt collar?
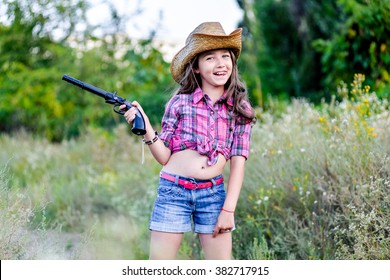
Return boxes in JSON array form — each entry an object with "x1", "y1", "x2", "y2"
[
  {"x1": 192, "y1": 87, "x2": 234, "y2": 107},
  {"x1": 192, "y1": 87, "x2": 204, "y2": 104}
]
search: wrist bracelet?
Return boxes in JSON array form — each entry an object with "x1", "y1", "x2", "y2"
[
  {"x1": 143, "y1": 131, "x2": 159, "y2": 145},
  {"x1": 221, "y1": 208, "x2": 235, "y2": 213}
]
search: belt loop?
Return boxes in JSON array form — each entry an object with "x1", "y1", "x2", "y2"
[
  {"x1": 211, "y1": 178, "x2": 216, "y2": 186},
  {"x1": 174, "y1": 174, "x2": 179, "y2": 185}
]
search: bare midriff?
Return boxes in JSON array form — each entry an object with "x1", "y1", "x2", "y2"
[{"x1": 161, "y1": 149, "x2": 227, "y2": 180}]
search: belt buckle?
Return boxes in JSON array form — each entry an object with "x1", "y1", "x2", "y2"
[{"x1": 188, "y1": 178, "x2": 198, "y2": 190}]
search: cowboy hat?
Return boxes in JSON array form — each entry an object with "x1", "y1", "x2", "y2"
[{"x1": 170, "y1": 22, "x2": 242, "y2": 83}]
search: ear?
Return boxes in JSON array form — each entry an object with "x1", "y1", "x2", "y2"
[{"x1": 193, "y1": 68, "x2": 200, "y2": 74}]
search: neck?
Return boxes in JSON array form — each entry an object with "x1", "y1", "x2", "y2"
[{"x1": 201, "y1": 85, "x2": 224, "y2": 104}]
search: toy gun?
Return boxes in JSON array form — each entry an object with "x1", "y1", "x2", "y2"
[{"x1": 62, "y1": 74, "x2": 146, "y2": 135}]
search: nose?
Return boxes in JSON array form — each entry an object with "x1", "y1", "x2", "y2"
[{"x1": 215, "y1": 56, "x2": 226, "y2": 68}]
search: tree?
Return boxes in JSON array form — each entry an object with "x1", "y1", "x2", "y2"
[
  {"x1": 0, "y1": 0, "x2": 172, "y2": 140},
  {"x1": 236, "y1": 0, "x2": 390, "y2": 104},
  {"x1": 0, "y1": 0, "x2": 87, "y2": 140},
  {"x1": 313, "y1": 0, "x2": 390, "y2": 98}
]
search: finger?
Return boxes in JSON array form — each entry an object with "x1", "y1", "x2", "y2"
[
  {"x1": 124, "y1": 107, "x2": 136, "y2": 117},
  {"x1": 131, "y1": 101, "x2": 146, "y2": 115},
  {"x1": 212, "y1": 226, "x2": 220, "y2": 238},
  {"x1": 131, "y1": 100, "x2": 140, "y2": 107}
]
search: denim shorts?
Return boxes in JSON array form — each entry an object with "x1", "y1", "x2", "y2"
[{"x1": 149, "y1": 173, "x2": 226, "y2": 234}]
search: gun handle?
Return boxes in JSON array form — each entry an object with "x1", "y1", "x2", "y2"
[
  {"x1": 132, "y1": 109, "x2": 146, "y2": 135},
  {"x1": 116, "y1": 101, "x2": 146, "y2": 135}
]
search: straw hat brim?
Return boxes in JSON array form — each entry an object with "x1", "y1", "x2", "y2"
[{"x1": 170, "y1": 28, "x2": 242, "y2": 83}]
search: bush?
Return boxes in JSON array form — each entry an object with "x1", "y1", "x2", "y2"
[{"x1": 234, "y1": 74, "x2": 389, "y2": 259}]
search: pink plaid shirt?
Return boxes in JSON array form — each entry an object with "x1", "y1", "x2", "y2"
[{"x1": 159, "y1": 88, "x2": 253, "y2": 166}]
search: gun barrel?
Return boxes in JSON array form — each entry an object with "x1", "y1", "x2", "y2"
[{"x1": 62, "y1": 74, "x2": 110, "y2": 99}]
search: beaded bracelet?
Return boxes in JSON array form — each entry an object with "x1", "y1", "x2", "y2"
[{"x1": 143, "y1": 131, "x2": 159, "y2": 145}]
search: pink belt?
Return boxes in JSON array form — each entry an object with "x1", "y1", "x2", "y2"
[{"x1": 159, "y1": 172, "x2": 223, "y2": 190}]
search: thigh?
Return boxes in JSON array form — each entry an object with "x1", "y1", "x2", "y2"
[
  {"x1": 149, "y1": 231, "x2": 184, "y2": 260},
  {"x1": 199, "y1": 232, "x2": 232, "y2": 260}
]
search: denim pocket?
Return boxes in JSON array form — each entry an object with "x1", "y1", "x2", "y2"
[
  {"x1": 206, "y1": 184, "x2": 226, "y2": 202},
  {"x1": 156, "y1": 179, "x2": 185, "y2": 202}
]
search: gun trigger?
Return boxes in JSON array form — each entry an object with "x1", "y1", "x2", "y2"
[{"x1": 114, "y1": 105, "x2": 124, "y2": 115}]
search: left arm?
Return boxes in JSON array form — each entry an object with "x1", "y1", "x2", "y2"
[
  {"x1": 212, "y1": 110, "x2": 253, "y2": 237},
  {"x1": 212, "y1": 155, "x2": 246, "y2": 237},
  {"x1": 223, "y1": 155, "x2": 246, "y2": 211}
]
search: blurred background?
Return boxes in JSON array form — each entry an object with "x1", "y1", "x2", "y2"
[
  {"x1": 1, "y1": 0, "x2": 389, "y2": 140},
  {"x1": 0, "y1": 0, "x2": 389, "y2": 260}
]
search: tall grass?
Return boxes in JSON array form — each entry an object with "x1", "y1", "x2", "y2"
[
  {"x1": 0, "y1": 126, "x2": 159, "y2": 259},
  {"x1": 237, "y1": 74, "x2": 389, "y2": 259},
  {"x1": 0, "y1": 74, "x2": 389, "y2": 259}
]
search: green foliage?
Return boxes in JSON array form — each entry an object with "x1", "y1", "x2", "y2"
[
  {"x1": 233, "y1": 74, "x2": 389, "y2": 259},
  {"x1": 238, "y1": 0, "x2": 342, "y2": 103},
  {"x1": 238, "y1": 0, "x2": 390, "y2": 104},
  {"x1": 0, "y1": 0, "x2": 172, "y2": 141},
  {"x1": 0, "y1": 125, "x2": 158, "y2": 259},
  {"x1": 312, "y1": 0, "x2": 390, "y2": 99}
]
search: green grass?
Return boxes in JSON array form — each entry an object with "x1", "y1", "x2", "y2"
[{"x1": 0, "y1": 75, "x2": 389, "y2": 259}]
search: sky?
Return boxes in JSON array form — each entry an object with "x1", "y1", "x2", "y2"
[{"x1": 87, "y1": 0, "x2": 243, "y2": 59}]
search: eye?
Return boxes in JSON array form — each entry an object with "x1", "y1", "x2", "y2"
[{"x1": 222, "y1": 53, "x2": 231, "y2": 59}]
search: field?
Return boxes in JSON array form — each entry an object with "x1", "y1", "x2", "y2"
[{"x1": 1, "y1": 75, "x2": 389, "y2": 259}]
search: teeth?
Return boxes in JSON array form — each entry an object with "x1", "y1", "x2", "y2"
[{"x1": 215, "y1": 72, "x2": 225, "y2": 75}]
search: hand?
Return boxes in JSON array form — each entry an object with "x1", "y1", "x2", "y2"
[
  {"x1": 212, "y1": 210, "x2": 235, "y2": 238},
  {"x1": 120, "y1": 101, "x2": 150, "y2": 127}
]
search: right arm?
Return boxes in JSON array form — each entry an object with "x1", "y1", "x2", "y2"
[{"x1": 121, "y1": 101, "x2": 171, "y2": 165}]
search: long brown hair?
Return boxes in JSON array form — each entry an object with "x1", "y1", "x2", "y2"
[{"x1": 175, "y1": 49, "x2": 256, "y2": 122}]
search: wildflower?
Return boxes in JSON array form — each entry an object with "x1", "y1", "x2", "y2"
[
  {"x1": 333, "y1": 125, "x2": 341, "y2": 132},
  {"x1": 256, "y1": 200, "x2": 262, "y2": 205},
  {"x1": 263, "y1": 196, "x2": 269, "y2": 201},
  {"x1": 300, "y1": 148, "x2": 305, "y2": 153},
  {"x1": 342, "y1": 119, "x2": 349, "y2": 126},
  {"x1": 367, "y1": 127, "x2": 377, "y2": 138}
]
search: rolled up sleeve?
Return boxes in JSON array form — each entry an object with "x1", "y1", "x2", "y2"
[
  {"x1": 230, "y1": 117, "x2": 253, "y2": 160},
  {"x1": 159, "y1": 95, "x2": 180, "y2": 150}
]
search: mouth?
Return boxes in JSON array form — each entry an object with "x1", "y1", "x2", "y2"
[{"x1": 214, "y1": 71, "x2": 227, "y2": 76}]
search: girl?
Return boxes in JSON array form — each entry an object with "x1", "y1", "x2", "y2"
[{"x1": 122, "y1": 22, "x2": 255, "y2": 259}]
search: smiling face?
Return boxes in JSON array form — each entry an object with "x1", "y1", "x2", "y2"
[{"x1": 194, "y1": 49, "x2": 233, "y2": 92}]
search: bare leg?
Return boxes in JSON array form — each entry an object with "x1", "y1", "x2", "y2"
[
  {"x1": 149, "y1": 231, "x2": 184, "y2": 260},
  {"x1": 199, "y1": 232, "x2": 232, "y2": 260}
]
